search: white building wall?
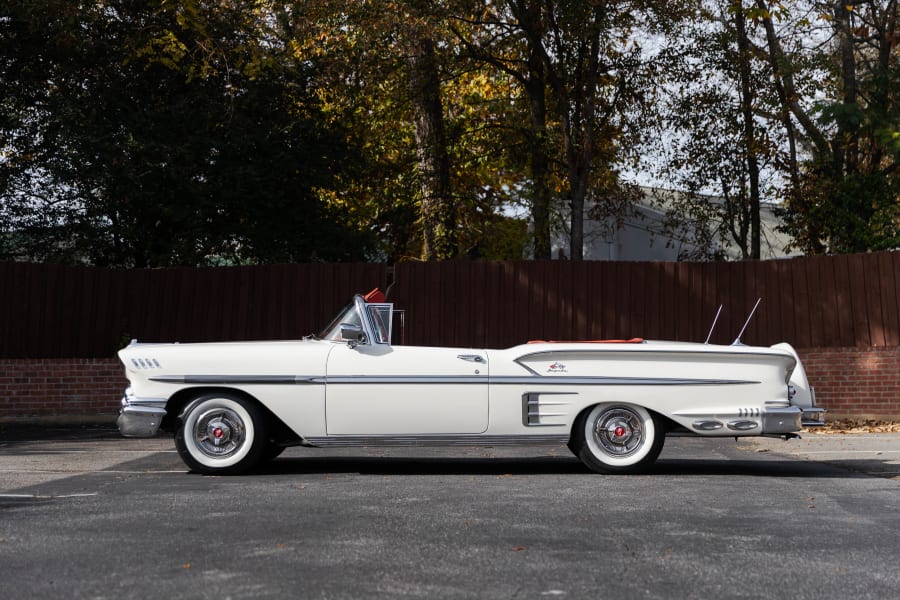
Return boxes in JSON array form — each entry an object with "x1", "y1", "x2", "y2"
[{"x1": 549, "y1": 189, "x2": 798, "y2": 261}]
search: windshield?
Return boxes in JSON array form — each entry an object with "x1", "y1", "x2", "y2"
[
  {"x1": 318, "y1": 294, "x2": 394, "y2": 344},
  {"x1": 318, "y1": 302, "x2": 362, "y2": 341}
]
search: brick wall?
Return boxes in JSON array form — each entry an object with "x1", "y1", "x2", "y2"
[
  {"x1": 1, "y1": 349, "x2": 898, "y2": 423},
  {"x1": 799, "y1": 347, "x2": 900, "y2": 420},
  {"x1": 0, "y1": 358, "x2": 124, "y2": 423}
]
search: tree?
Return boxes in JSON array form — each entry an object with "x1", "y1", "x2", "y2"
[
  {"x1": 1, "y1": 0, "x2": 372, "y2": 266},
  {"x1": 449, "y1": 0, "x2": 555, "y2": 258},
  {"x1": 452, "y1": 0, "x2": 683, "y2": 260},
  {"x1": 286, "y1": 0, "x2": 457, "y2": 261},
  {"x1": 757, "y1": 0, "x2": 900, "y2": 253},
  {"x1": 655, "y1": 0, "x2": 781, "y2": 259},
  {"x1": 405, "y1": 4, "x2": 457, "y2": 260},
  {"x1": 290, "y1": 0, "x2": 535, "y2": 261},
  {"x1": 511, "y1": 0, "x2": 683, "y2": 260}
]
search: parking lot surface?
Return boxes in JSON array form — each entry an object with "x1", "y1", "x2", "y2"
[{"x1": 1, "y1": 426, "x2": 899, "y2": 599}]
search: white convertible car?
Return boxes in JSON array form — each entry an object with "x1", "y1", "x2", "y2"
[{"x1": 118, "y1": 289, "x2": 825, "y2": 475}]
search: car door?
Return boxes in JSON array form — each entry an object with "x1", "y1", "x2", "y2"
[{"x1": 324, "y1": 344, "x2": 489, "y2": 435}]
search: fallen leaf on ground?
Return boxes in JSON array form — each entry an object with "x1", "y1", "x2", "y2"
[{"x1": 805, "y1": 419, "x2": 900, "y2": 434}]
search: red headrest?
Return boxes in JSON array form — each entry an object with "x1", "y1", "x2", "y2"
[{"x1": 363, "y1": 288, "x2": 386, "y2": 303}]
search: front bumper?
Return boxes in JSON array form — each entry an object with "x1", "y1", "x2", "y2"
[{"x1": 117, "y1": 389, "x2": 167, "y2": 437}]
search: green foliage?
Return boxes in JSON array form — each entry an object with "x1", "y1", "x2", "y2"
[
  {"x1": 654, "y1": 0, "x2": 900, "y2": 258},
  {"x1": 8, "y1": 0, "x2": 897, "y2": 265},
  {"x1": 1, "y1": 0, "x2": 375, "y2": 266},
  {"x1": 764, "y1": 0, "x2": 900, "y2": 254},
  {"x1": 782, "y1": 169, "x2": 900, "y2": 254}
]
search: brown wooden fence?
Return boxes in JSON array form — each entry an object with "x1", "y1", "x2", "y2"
[
  {"x1": 391, "y1": 253, "x2": 900, "y2": 349},
  {"x1": 2, "y1": 252, "x2": 899, "y2": 358},
  {"x1": 0, "y1": 262, "x2": 387, "y2": 357}
]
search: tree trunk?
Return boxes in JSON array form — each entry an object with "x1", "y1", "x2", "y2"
[
  {"x1": 407, "y1": 32, "x2": 456, "y2": 260},
  {"x1": 756, "y1": 0, "x2": 830, "y2": 157},
  {"x1": 735, "y1": 2, "x2": 761, "y2": 259},
  {"x1": 526, "y1": 17, "x2": 552, "y2": 260}
]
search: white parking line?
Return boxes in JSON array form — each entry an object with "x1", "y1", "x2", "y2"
[
  {"x1": 0, "y1": 493, "x2": 99, "y2": 499},
  {"x1": 13, "y1": 450, "x2": 178, "y2": 454},
  {"x1": 0, "y1": 469, "x2": 185, "y2": 474},
  {"x1": 793, "y1": 450, "x2": 900, "y2": 455}
]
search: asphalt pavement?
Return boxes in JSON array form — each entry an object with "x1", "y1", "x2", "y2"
[
  {"x1": 748, "y1": 431, "x2": 900, "y2": 480},
  {"x1": 1, "y1": 426, "x2": 899, "y2": 600}
]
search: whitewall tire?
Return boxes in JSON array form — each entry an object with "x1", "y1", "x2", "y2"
[
  {"x1": 175, "y1": 393, "x2": 267, "y2": 475},
  {"x1": 570, "y1": 403, "x2": 665, "y2": 474}
]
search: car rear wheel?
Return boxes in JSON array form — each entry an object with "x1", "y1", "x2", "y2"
[
  {"x1": 570, "y1": 403, "x2": 664, "y2": 474},
  {"x1": 175, "y1": 393, "x2": 267, "y2": 475}
]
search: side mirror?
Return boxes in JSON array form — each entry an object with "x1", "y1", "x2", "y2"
[{"x1": 340, "y1": 323, "x2": 366, "y2": 348}]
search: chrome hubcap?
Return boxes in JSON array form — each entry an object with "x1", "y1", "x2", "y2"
[
  {"x1": 194, "y1": 408, "x2": 245, "y2": 458},
  {"x1": 593, "y1": 408, "x2": 644, "y2": 457}
]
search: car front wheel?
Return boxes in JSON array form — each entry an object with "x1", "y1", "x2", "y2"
[
  {"x1": 175, "y1": 393, "x2": 267, "y2": 475},
  {"x1": 570, "y1": 403, "x2": 664, "y2": 474}
]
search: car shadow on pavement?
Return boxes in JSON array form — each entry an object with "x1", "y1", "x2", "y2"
[{"x1": 247, "y1": 455, "x2": 874, "y2": 479}]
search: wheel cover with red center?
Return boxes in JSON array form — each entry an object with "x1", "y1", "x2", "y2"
[
  {"x1": 592, "y1": 407, "x2": 644, "y2": 458},
  {"x1": 194, "y1": 407, "x2": 246, "y2": 458}
]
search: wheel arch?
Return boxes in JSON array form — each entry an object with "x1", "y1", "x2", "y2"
[
  {"x1": 162, "y1": 387, "x2": 301, "y2": 446},
  {"x1": 568, "y1": 402, "x2": 676, "y2": 445}
]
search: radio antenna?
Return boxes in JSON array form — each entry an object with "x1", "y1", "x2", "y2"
[
  {"x1": 732, "y1": 298, "x2": 762, "y2": 346},
  {"x1": 704, "y1": 304, "x2": 723, "y2": 344}
]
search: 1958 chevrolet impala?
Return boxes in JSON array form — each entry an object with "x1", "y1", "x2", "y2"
[{"x1": 117, "y1": 289, "x2": 825, "y2": 475}]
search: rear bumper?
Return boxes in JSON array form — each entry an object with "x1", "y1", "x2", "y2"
[
  {"x1": 801, "y1": 407, "x2": 827, "y2": 428},
  {"x1": 761, "y1": 407, "x2": 803, "y2": 434},
  {"x1": 762, "y1": 406, "x2": 826, "y2": 434},
  {"x1": 117, "y1": 389, "x2": 167, "y2": 437}
]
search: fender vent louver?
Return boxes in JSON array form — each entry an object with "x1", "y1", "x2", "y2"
[{"x1": 522, "y1": 392, "x2": 573, "y2": 427}]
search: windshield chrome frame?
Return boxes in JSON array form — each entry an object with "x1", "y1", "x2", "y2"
[{"x1": 319, "y1": 294, "x2": 394, "y2": 346}]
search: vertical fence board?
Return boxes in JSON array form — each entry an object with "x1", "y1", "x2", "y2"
[
  {"x1": 778, "y1": 260, "x2": 799, "y2": 345},
  {"x1": 752, "y1": 261, "x2": 770, "y2": 344},
  {"x1": 888, "y1": 253, "x2": 900, "y2": 347},
  {"x1": 657, "y1": 262, "x2": 674, "y2": 340},
  {"x1": 865, "y1": 254, "x2": 888, "y2": 347},
  {"x1": 794, "y1": 259, "x2": 813, "y2": 347},
  {"x1": 847, "y1": 254, "x2": 871, "y2": 347},
  {"x1": 691, "y1": 262, "x2": 710, "y2": 343},
  {"x1": 832, "y1": 255, "x2": 855, "y2": 346},
  {"x1": 762, "y1": 260, "x2": 782, "y2": 346},
  {"x1": 0, "y1": 263, "x2": 12, "y2": 356},
  {"x1": 814, "y1": 256, "x2": 837, "y2": 347}
]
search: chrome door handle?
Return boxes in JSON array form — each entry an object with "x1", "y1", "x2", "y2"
[{"x1": 457, "y1": 354, "x2": 485, "y2": 363}]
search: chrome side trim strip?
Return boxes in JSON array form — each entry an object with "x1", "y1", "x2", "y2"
[
  {"x1": 326, "y1": 375, "x2": 487, "y2": 384},
  {"x1": 150, "y1": 375, "x2": 325, "y2": 385},
  {"x1": 149, "y1": 374, "x2": 757, "y2": 386},
  {"x1": 304, "y1": 434, "x2": 569, "y2": 448},
  {"x1": 494, "y1": 376, "x2": 758, "y2": 386}
]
